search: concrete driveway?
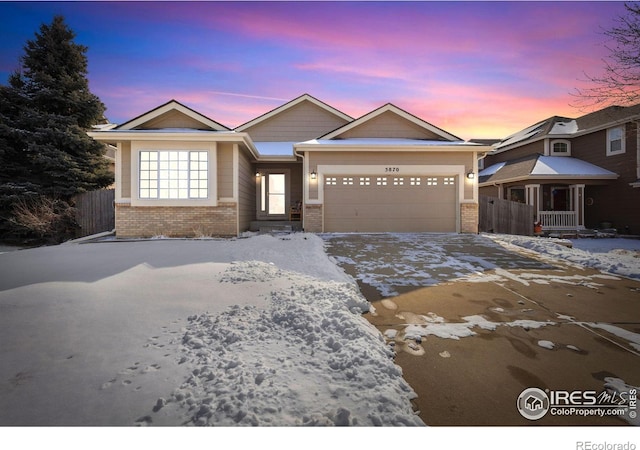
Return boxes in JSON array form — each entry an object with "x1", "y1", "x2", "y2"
[{"x1": 322, "y1": 233, "x2": 640, "y2": 426}]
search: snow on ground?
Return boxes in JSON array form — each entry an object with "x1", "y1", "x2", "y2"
[
  {"x1": 0, "y1": 234, "x2": 422, "y2": 427},
  {"x1": 485, "y1": 234, "x2": 640, "y2": 280}
]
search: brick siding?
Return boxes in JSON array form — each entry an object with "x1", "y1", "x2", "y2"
[
  {"x1": 460, "y1": 202, "x2": 479, "y2": 233},
  {"x1": 115, "y1": 202, "x2": 237, "y2": 237},
  {"x1": 304, "y1": 204, "x2": 323, "y2": 232}
]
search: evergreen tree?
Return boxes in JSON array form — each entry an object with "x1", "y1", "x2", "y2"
[{"x1": 0, "y1": 15, "x2": 113, "y2": 240}]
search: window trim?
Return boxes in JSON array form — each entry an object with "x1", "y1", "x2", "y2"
[
  {"x1": 607, "y1": 126, "x2": 626, "y2": 156},
  {"x1": 550, "y1": 139, "x2": 571, "y2": 156},
  {"x1": 139, "y1": 150, "x2": 209, "y2": 200},
  {"x1": 131, "y1": 141, "x2": 217, "y2": 207}
]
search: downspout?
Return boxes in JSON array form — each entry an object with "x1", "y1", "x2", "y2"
[{"x1": 293, "y1": 146, "x2": 307, "y2": 231}]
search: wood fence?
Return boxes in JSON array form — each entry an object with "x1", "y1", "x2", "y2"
[
  {"x1": 479, "y1": 195, "x2": 534, "y2": 236},
  {"x1": 73, "y1": 189, "x2": 115, "y2": 237}
]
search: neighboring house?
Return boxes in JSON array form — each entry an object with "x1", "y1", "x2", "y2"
[
  {"x1": 88, "y1": 94, "x2": 491, "y2": 237},
  {"x1": 479, "y1": 104, "x2": 640, "y2": 234}
]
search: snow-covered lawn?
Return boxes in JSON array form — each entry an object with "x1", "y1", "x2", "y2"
[
  {"x1": 0, "y1": 234, "x2": 420, "y2": 427},
  {"x1": 3, "y1": 232, "x2": 640, "y2": 448},
  {"x1": 485, "y1": 234, "x2": 640, "y2": 280}
]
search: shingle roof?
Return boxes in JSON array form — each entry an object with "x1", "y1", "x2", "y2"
[
  {"x1": 479, "y1": 154, "x2": 618, "y2": 184},
  {"x1": 494, "y1": 103, "x2": 640, "y2": 151}
]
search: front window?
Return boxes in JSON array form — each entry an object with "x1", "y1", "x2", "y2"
[
  {"x1": 551, "y1": 140, "x2": 570, "y2": 156},
  {"x1": 607, "y1": 126, "x2": 625, "y2": 155},
  {"x1": 509, "y1": 187, "x2": 526, "y2": 203},
  {"x1": 139, "y1": 151, "x2": 208, "y2": 199}
]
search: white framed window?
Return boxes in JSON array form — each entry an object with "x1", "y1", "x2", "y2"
[
  {"x1": 426, "y1": 177, "x2": 438, "y2": 186},
  {"x1": 139, "y1": 151, "x2": 208, "y2": 199},
  {"x1": 443, "y1": 177, "x2": 455, "y2": 185},
  {"x1": 607, "y1": 126, "x2": 625, "y2": 155},
  {"x1": 393, "y1": 177, "x2": 404, "y2": 186},
  {"x1": 550, "y1": 139, "x2": 571, "y2": 156},
  {"x1": 342, "y1": 177, "x2": 354, "y2": 185},
  {"x1": 325, "y1": 177, "x2": 337, "y2": 185},
  {"x1": 376, "y1": 177, "x2": 387, "y2": 186},
  {"x1": 410, "y1": 177, "x2": 421, "y2": 186},
  {"x1": 359, "y1": 177, "x2": 370, "y2": 186}
]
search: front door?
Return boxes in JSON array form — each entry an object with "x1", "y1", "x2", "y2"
[
  {"x1": 257, "y1": 171, "x2": 290, "y2": 220},
  {"x1": 551, "y1": 186, "x2": 570, "y2": 211}
]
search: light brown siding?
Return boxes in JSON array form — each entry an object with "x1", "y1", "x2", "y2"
[
  {"x1": 135, "y1": 110, "x2": 213, "y2": 130},
  {"x1": 217, "y1": 143, "x2": 234, "y2": 199},
  {"x1": 337, "y1": 111, "x2": 444, "y2": 140},
  {"x1": 308, "y1": 151, "x2": 475, "y2": 199},
  {"x1": 237, "y1": 146, "x2": 256, "y2": 232},
  {"x1": 243, "y1": 101, "x2": 350, "y2": 142},
  {"x1": 121, "y1": 142, "x2": 132, "y2": 198}
]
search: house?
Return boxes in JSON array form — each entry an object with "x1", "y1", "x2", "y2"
[
  {"x1": 88, "y1": 94, "x2": 492, "y2": 237},
  {"x1": 479, "y1": 104, "x2": 640, "y2": 234}
]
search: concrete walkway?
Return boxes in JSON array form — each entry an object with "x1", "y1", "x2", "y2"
[{"x1": 322, "y1": 233, "x2": 640, "y2": 426}]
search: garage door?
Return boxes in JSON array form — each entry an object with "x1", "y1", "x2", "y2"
[{"x1": 323, "y1": 175, "x2": 457, "y2": 232}]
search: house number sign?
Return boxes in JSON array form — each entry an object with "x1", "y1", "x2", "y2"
[{"x1": 385, "y1": 167, "x2": 400, "y2": 173}]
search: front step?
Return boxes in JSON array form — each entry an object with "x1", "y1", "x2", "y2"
[{"x1": 249, "y1": 221, "x2": 303, "y2": 233}]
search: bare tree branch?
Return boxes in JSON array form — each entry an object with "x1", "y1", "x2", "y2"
[{"x1": 572, "y1": 2, "x2": 640, "y2": 110}]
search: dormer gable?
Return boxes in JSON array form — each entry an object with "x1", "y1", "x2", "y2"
[
  {"x1": 321, "y1": 103, "x2": 461, "y2": 141},
  {"x1": 115, "y1": 100, "x2": 230, "y2": 131}
]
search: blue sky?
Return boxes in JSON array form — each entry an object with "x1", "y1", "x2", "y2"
[{"x1": 0, "y1": 1, "x2": 628, "y2": 139}]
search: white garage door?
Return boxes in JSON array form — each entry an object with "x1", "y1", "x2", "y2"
[{"x1": 323, "y1": 175, "x2": 457, "y2": 232}]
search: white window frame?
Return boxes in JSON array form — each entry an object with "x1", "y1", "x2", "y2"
[
  {"x1": 139, "y1": 150, "x2": 209, "y2": 200},
  {"x1": 550, "y1": 139, "x2": 571, "y2": 156},
  {"x1": 131, "y1": 141, "x2": 217, "y2": 207},
  {"x1": 607, "y1": 126, "x2": 626, "y2": 156}
]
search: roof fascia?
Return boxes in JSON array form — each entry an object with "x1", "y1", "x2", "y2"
[
  {"x1": 479, "y1": 173, "x2": 618, "y2": 186},
  {"x1": 116, "y1": 100, "x2": 230, "y2": 131},
  {"x1": 295, "y1": 142, "x2": 492, "y2": 153},
  {"x1": 320, "y1": 103, "x2": 461, "y2": 141},
  {"x1": 234, "y1": 94, "x2": 353, "y2": 131}
]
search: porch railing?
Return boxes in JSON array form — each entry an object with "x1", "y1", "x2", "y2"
[{"x1": 538, "y1": 211, "x2": 578, "y2": 229}]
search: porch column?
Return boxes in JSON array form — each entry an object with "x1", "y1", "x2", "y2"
[
  {"x1": 570, "y1": 184, "x2": 585, "y2": 228},
  {"x1": 525, "y1": 184, "x2": 540, "y2": 220}
]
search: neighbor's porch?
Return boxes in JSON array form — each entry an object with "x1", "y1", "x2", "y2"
[{"x1": 513, "y1": 183, "x2": 586, "y2": 230}]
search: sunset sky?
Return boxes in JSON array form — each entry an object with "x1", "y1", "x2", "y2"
[{"x1": 0, "y1": 1, "x2": 629, "y2": 139}]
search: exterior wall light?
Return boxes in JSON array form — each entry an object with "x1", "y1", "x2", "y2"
[
  {"x1": 310, "y1": 170, "x2": 317, "y2": 180},
  {"x1": 466, "y1": 171, "x2": 475, "y2": 180},
  {"x1": 256, "y1": 171, "x2": 262, "y2": 178}
]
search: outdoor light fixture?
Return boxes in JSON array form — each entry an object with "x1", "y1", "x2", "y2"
[
  {"x1": 466, "y1": 171, "x2": 475, "y2": 180},
  {"x1": 310, "y1": 170, "x2": 317, "y2": 180},
  {"x1": 256, "y1": 171, "x2": 262, "y2": 178}
]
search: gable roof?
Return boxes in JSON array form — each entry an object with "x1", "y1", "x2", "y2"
[
  {"x1": 116, "y1": 99, "x2": 230, "y2": 131},
  {"x1": 234, "y1": 93, "x2": 353, "y2": 132},
  {"x1": 479, "y1": 154, "x2": 618, "y2": 185},
  {"x1": 320, "y1": 103, "x2": 462, "y2": 141}
]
